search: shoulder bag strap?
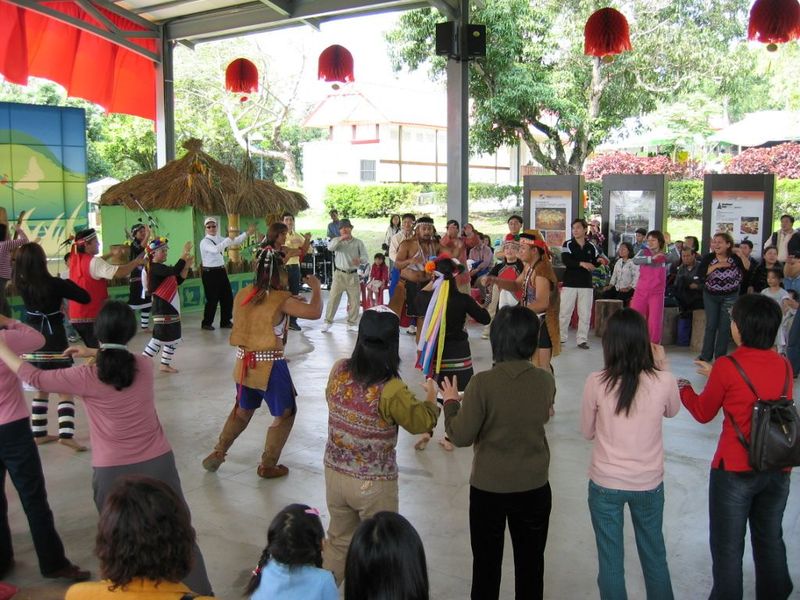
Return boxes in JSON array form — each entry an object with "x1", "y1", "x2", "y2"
[
  {"x1": 724, "y1": 355, "x2": 758, "y2": 451},
  {"x1": 781, "y1": 359, "x2": 792, "y2": 399}
]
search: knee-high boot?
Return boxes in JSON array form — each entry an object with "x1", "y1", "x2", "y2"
[
  {"x1": 202, "y1": 407, "x2": 252, "y2": 472},
  {"x1": 257, "y1": 413, "x2": 296, "y2": 479}
]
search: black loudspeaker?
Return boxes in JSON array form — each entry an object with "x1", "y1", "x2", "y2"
[
  {"x1": 467, "y1": 24, "x2": 486, "y2": 57},
  {"x1": 435, "y1": 21, "x2": 456, "y2": 56}
]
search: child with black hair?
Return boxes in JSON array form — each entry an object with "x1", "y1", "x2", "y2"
[
  {"x1": 246, "y1": 504, "x2": 336, "y2": 599},
  {"x1": 366, "y1": 252, "x2": 389, "y2": 307}
]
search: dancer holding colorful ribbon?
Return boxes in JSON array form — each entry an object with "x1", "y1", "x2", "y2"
[{"x1": 414, "y1": 255, "x2": 489, "y2": 450}]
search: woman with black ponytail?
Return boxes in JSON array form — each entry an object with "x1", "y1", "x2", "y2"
[
  {"x1": 245, "y1": 503, "x2": 336, "y2": 599},
  {"x1": 0, "y1": 300, "x2": 213, "y2": 596}
]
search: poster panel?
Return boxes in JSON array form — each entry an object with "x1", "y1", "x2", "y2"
[
  {"x1": 530, "y1": 189, "x2": 571, "y2": 248},
  {"x1": 607, "y1": 190, "x2": 657, "y2": 257},
  {"x1": 709, "y1": 190, "x2": 764, "y2": 256}
]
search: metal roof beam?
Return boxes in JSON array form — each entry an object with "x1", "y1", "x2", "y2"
[
  {"x1": 131, "y1": 0, "x2": 205, "y2": 16},
  {"x1": 428, "y1": 0, "x2": 457, "y2": 19},
  {"x1": 4, "y1": 0, "x2": 161, "y2": 62},
  {"x1": 165, "y1": 0, "x2": 428, "y2": 41},
  {"x1": 256, "y1": 0, "x2": 292, "y2": 16}
]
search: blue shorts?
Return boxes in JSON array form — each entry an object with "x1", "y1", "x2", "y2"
[{"x1": 236, "y1": 360, "x2": 297, "y2": 416}]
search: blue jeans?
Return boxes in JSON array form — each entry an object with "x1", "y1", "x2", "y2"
[
  {"x1": 708, "y1": 468, "x2": 792, "y2": 600},
  {"x1": 588, "y1": 480, "x2": 674, "y2": 600},
  {"x1": 700, "y1": 291, "x2": 737, "y2": 361},
  {"x1": 785, "y1": 308, "x2": 800, "y2": 377}
]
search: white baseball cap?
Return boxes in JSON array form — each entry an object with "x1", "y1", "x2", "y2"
[{"x1": 204, "y1": 217, "x2": 218, "y2": 226}]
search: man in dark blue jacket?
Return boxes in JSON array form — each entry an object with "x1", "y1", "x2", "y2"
[{"x1": 559, "y1": 218, "x2": 600, "y2": 349}]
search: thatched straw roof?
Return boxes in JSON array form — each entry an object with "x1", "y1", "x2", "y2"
[{"x1": 99, "y1": 139, "x2": 308, "y2": 216}]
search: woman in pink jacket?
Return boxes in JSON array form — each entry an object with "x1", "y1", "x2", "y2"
[{"x1": 630, "y1": 230, "x2": 670, "y2": 343}]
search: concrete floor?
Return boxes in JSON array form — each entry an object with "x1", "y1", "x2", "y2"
[{"x1": 5, "y1": 295, "x2": 800, "y2": 599}]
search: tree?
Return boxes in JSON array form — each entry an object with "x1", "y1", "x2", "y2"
[
  {"x1": 387, "y1": 0, "x2": 769, "y2": 174},
  {"x1": 173, "y1": 38, "x2": 320, "y2": 187}
]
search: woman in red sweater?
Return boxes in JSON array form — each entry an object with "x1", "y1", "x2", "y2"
[{"x1": 679, "y1": 293, "x2": 793, "y2": 600}]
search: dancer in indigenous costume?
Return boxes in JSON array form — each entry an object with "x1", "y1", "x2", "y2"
[
  {"x1": 127, "y1": 224, "x2": 152, "y2": 330},
  {"x1": 67, "y1": 228, "x2": 143, "y2": 348},
  {"x1": 141, "y1": 237, "x2": 193, "y2": 374},
  {"x1": 414, "y1": 255, "x2": 490, "y2": 450},
  {"x1": 489, "y1": 231, "x2": 561, "y2": 374},
  {"x1": 394, "y1": 216, "x2": 439, "y2": 338},
  {"x1": 14, "y1": 243, "x2": 89, "y2": 450},
  {"x1": 202, "y1": 225, "x2": 323, "y2": 478}
]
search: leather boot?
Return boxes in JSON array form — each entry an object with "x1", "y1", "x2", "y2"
[
  {"x1": 257, "y1": 413, "x2": 295, "y2": 478},
  {"x1": 202, "y1": 407, "x2": 251, "y2": 472}
]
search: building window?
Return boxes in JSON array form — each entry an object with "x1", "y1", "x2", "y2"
[{"x1": 360, "y1": 160, "x2": 376, "y2": 182}]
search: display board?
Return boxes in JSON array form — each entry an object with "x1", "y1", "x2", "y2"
[
  {"x1": 522, "y1": 175, "x2": 583, "y2": 248},
  {"x1": 601, "y1": 175, "x2": 667, "y2": 258},
  {"x1": 0, "y1": 102, "x2": 88, "y2": 262},
  {"x1": 702, "y1": 174, "x2": 774, "y2": 257}
]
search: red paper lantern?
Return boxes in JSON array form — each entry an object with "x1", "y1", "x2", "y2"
[
  {"x1": 584, "y1": 7, "x2": 632, "y2": 59},
  {"x1": 748, "y1": 0, "x2": 800, "y2": 51},
  {"x1": 225, "y1": 58, "x2": 259, "y2": 101},
  {"x1": 318, "y1": 45, "x2": 354, "y2": 88}
]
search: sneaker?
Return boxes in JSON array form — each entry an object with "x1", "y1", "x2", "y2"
[
  {"x1": 406, "y1": 325, "x2": 417, "y2": 335},
  {"x1": 321, "y1": 322, "x2": 332, "y2": 333},
  {"x1": 346, "y1": 324, "x2": 357, "y2": 332},
  {"x1": 577, "y1": 342, "x2": 590, "y2": 349}
]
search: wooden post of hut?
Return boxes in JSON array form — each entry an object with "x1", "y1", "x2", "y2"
[{"x1": 226, "y1": 213, "x2": 242, "y2": 265}]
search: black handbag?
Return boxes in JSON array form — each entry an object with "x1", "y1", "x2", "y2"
[{"x1": 725, "y1": 355, "x2": 800, "y2": 471}]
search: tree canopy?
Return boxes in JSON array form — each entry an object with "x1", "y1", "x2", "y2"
[{"x1": 387, "y1": 0, "x2": 772, "y2": 174}]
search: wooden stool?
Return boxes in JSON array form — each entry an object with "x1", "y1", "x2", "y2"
[
  {"x1": 661, "y1": 306, "x2": 680, "y2": 345},
  {"x1": 594, "y1": 299, "x2": 623, "y2": 338},
  {"x1": 690, "y1": 309, "x2": 706, "y2": 353}
]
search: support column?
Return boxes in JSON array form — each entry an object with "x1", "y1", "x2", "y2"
[
  {"x1": 155, "y1": 31, "x2": 175, "y2": 167},
  {"x1": 445, "y1": 0, "x2": 469, "y2": 226}
]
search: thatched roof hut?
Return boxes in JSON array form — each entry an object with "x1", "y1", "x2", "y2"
[{"x1": 99, "y1": 139, "x2": 308, "y2": 216}]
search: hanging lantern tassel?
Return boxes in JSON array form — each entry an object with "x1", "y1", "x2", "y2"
[
  {"x1": 225, "y1": 58, "x2": 259, "y2": 101},
  {"x1": 318, "y1": 45, "x2": 355, "y2": 89},
  {"x1": 748, "y1": 0, "x2": 800, "y2": 52},
  {"x1": 584, "y1": 7, "x2": 632, "y2": 62}
]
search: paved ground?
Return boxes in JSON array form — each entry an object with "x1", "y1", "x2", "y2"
[{"x1": 5, "y1": 294, "x2": 800, "y2": 599}]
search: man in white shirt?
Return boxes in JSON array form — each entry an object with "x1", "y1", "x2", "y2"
[
  {"x1": 766, "y1": 214, "x2": 798, "y2": 262},
  {"x1": 199, "y1": 217, "x2": 249, "y2": 331},
  {"x1": 322, "y1": 219, "x2": 368, "y2": 332}
]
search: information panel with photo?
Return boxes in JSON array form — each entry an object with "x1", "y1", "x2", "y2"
[
  {"x1": 607, "y1": 190, "x2": 657, "y2": 258},
  {"x1": 530, "y1": 190, "x2": 571, "y2": 248},
  {"x1": 709, "y1": 190, "x2": 765, "y2": 256}
]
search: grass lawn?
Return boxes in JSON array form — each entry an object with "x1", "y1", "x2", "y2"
[{"x1": 289, "y1": 210, "x2": 706, "y2": 256}]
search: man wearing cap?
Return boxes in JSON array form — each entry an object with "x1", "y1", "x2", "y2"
[
  {"x1": 395, "y1": 216, "x2": 439, "y2": 337},
  {"x1": 199, "y1": 217, "x2": 249, "y2": 331},
  {"x1": 68, "y1": 228, "x2": 144, "y2": 348},
  {"x1": 322, "y1": 219, "x2": 369, "y2": 332}
]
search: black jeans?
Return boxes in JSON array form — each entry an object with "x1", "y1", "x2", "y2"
[
  {"x1": 0, "y1": 418, "x2": 70, "y2": 575},
  {"x1": 201, "y1": 267, "x2": 233, "y2": 326},
  {"x1": 708, "y1": 468, "x2": 792, "y2": 600},
  {"x1": 286, "y1": 264, "x2": 301, "y2": 325},
  {"x1": 469, "y1": 483, "x2": 552, "y2": 600}
]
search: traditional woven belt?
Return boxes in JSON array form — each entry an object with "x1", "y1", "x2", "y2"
[
  {"x1": 152, "y1": 315, "x2": 181, "y2": 324},
  {"x1": 20, "y1": 352, "x2": 72, "y2": 363},
  {"x1": 235, "y1": 348, "x2": 284, "y2": 362}
]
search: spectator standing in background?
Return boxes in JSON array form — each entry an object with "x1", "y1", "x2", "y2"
[
  {"x1": 559, "y1": 218, "x2": 600, "y2": 349},
  {"x1": 734, "y1": 240, "x2": 758, "y2": 294},
  {"x1": 632, "y1": 228, "x2": 648, "y2": 254},
  {"x1": 322, "y1": 219, "x2": 369, "y2": 333},
  {"x1": 674, "y1": 248, "x2": 704, "y2": 316},
  {"x1": 199, "y1": 217, "x2": 249, "y2": 331},
  {"x1": 381, "y1": 215, "x2": 401, "y2": 270},
  {"x1": 282, "y1": 213, "x2": 312, "y2": 332},
  {"x1": 765, "y1": 214, "x2": 797, "y2": 262},
  {"x1": 326, "y1": 210, "x2": 341, "y2": 240}
]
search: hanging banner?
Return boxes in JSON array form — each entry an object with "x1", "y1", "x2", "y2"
[{"x1": 530, "y1": 189, "x2": 571, "y2": 248}]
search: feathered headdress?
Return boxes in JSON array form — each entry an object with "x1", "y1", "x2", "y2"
[{"x1": 241, "y1": 242, "x2": 284, "y2": 305}]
